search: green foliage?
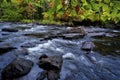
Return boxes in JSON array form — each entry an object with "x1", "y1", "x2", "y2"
[
  {"x1": 1, "y1": 0, "x2": 23, "y2": 21},
  {"x1": 21, "y1": 19, "x2": 33, "y2": 23},
  {"x1": 0, "y1": 0, "x2": 120, "y2": 24},
  {"x1": 2, "y1": 9, "x2": 23, "y2": 21}
]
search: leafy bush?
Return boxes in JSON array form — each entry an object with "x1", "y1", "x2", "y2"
[
  {"x1": 39, "y1": 0, "x2": 120, "y2": 24},
  {"x1": 1, "y1": 0, "x2": 23, "y2": 21},
  {"x1": 0, "y1": 0, "x2": 120, "y2": 25}
]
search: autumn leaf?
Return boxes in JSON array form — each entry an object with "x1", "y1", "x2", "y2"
[
  {"x1": 75, "y1": 4, "x2": 80, "y2": 14},
  {"x1": 49, "y1": 2, "x2": 54, "y2": 8},
  {"x1": 79, "y1": 9, "x2": 85, "y2": 15},
  {"x1": 62, "y1": 0, "x2": 65, "y2": 6},
  {"x1": 64, "y1": 10, "x2": 70, "y2": 17}
]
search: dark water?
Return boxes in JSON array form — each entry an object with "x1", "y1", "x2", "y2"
[{"x1": 0, "y1": 22, "x2": 120, "y2": 80}]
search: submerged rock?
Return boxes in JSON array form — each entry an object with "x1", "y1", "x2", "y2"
[
  {"x1": 1, "y1": 58, "x2": 33, "y2": 80},
  {"x1": 81, "y1": 41, "x2": 95, "y2": 51},
  {"x1": 2, "y1": 28, "x2": 18, "y2": 32},
  {"x1": 14, "y1": 48, "x2": 29, "y2": 56}
]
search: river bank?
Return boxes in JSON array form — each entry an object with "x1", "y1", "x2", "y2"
[{"x1": 0, "y1": 20, "x2": 120, "y2": 29}]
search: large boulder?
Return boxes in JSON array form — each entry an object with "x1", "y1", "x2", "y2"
[
  {"x1": 37, "y1": 68, "x2": 60, "y2": 80},
  {"x1": 37, "y1": 71, "x2": 47, "y2": 80},
  {"x1": 37, "y1": 54, "x2": 63, "y2": 80},
  {"x1": 47, "y1": 70, "x2": 60, "y2": 80},
  {"x1": 38, "y1": 54, "x2": 63, "y2": 71},
  {"x1": 1, "y1": 58, "x2": 33, "y2": 80}
]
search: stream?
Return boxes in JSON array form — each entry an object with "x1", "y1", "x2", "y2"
[{"x1": 0, "y1": 22, "x2": 120, "y2": 80}]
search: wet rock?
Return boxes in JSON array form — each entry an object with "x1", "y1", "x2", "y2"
[
  {"x1": 2, "y1": 33, "x2": 9, "y2": 35},
  {"x1": 38, "y1": 54, "x2": 63, "y2": 80},
  {"x1": 62, "y1": 33, "x2": 84, "y2": 39},
  {"x1": 87, "y1": 32, "x2": 105, "y2": 37},
  {"x1": 37, "y1": 71, "x2": 47, "y2": 80},
  {"x1": 60, "y1": 27, "x2": 85, "y2": 39},
  {"x1": 39, "y1": 54, "x2": 48, "y2": 60},
  {"x1": 14, "y1": 48, "x2": 29, "y2": 56},
  {"x1": 0, "y1": 40, "x2": 2, "y2": 42},
  {"x1": 37, "y1": 70, "x2": 60, "y2": 80},
  {"x1": 2, "y1": 28, "x2": 18, "y2": 32},
  {"x1": 14, "y1": 26, "x2": 31, "y2": 30},
  {"x1": 47, "y1": 70, "x2": 60, "y2": 80},
  {"x1": 43, "y1": 35, "x2": 58, "y2": 40},
  {"x1": 1, "y1": 58, "x2": 33, "y2": 80},
  {"x1": 20, "y1": 42, "x2": 37, "y2": 48},
  {"x1": 66, "y1": 27, "x2": 85, "y2": 34},
  {"x1": 82, "y1": 41, "x2": 95, "y2": 51},
  {"x1": 24, "y1": 33, "x2": 45, "y2": 38},
  {"x1": 38, "y1": 55, "x2": 63, "y2": 70},
  {"x1": 0, "y1": 46, "x2": 16, "y2": 54},
  {"x1": 38, "y1": 27, "x2": 85, "y2": 40}
]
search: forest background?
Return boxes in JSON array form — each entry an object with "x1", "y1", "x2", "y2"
[{"x1": 0, "y1": 0, "x2": 120, "y2": 27}]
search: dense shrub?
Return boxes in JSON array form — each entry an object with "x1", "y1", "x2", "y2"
[
  {"x1": 1, "y1": 1, "x2": 23, "y2": 21},
  {"x1": 0, "y1": 0, "x2": 120, "y2": 24}
]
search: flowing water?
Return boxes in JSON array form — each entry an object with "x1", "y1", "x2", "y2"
[{"x1": 0, "y1": 22, "x2": 120, "y2": 80}]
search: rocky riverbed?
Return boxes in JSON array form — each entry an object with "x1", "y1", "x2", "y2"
[{"x1": 0, "y1": 22, "x2": 120, "y2": 80}]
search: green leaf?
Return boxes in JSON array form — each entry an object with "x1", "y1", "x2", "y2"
[
  {"x1": 91, "y1": 3, "x2": 99, "y2": 11},
  {"x1": 102, "y1": 4, "x2": 109, "y2": 12},
  {"x1": 56, "y1": 4, "x2": 63, "y2": 11},
  {"x1": 84, "y1": 4, "x2": 92, "y2": 10},
  {"x1": 81, "y1": 0, "x2": 86, "y2": 3},
  {"x1": 104, "y1": 0, "x2": 110, "y2": 3},
  {"x1": 110, "y1": 2, "x2": 114, "y2": 6}
]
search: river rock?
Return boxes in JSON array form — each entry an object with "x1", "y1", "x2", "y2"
[
  {"x1": 37, "y1": 70, "x2": 60, "y2": 80},
  {"x1": 1, "y1": 58, "x2": 33, "y2": 80},
  {"x1": 62, "y1": 33, "x2": 84, "y2": 39},
  {"x1": 38, "y1": 54, "x2": 63, "y2": 80},
  {"x1": 2, "y1": 28, "x2": 18, "y2": 32},
  {"x1": 60, "y1": 27, "x2": 85, "y2": 39},
  {"x1": 82, "y1": 41, "x2": 95, "y2": 51},
  {"x1": 14, "y1": 48, "x2": 29, "y2": 56},
  {"x1": 47, "y1": 70, "x2": 60, "y2": 80},
  {"x1": 0, "y1": 46, "x2": 16, "y2": 54},
  {"x1": 38, "y1": 54, "x2": 63, "y2": 70},
  {"x1": 39, "y1": 54, "x2": 48, "y2": 60},
  {"x1": 37, "y1": 71, "x2": 47, "y2": 80},
  {"x1": 66, "y1": 27, "x2": 85, "y2": 34},
  {"x1": 87, "y1": 32, "x2": 105, "y2": 37}
]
